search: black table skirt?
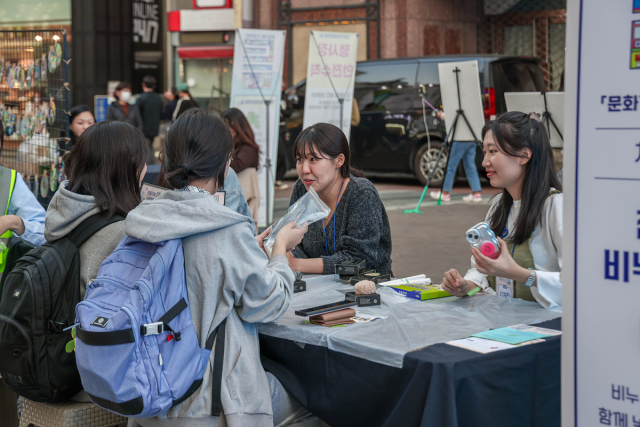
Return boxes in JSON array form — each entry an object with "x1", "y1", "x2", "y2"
[{"x1": 259, "y1": 318, "x2": 561, "y2": 427}]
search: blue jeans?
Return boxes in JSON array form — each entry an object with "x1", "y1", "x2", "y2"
[{"x1": 442, "y1": 142, "x2": 482, "y2": 193}]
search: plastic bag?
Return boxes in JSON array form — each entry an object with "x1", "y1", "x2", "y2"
[{"x1": 264, "y1": 186, "x2": 330, "y2": 257}]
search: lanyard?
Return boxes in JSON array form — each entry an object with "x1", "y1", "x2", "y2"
[
  {"x1": 322, "y1": 178, "x2": 345, "y2": 256},
  {"x1": 501, "y1": 202, "x2": 516, "y2": 255}
]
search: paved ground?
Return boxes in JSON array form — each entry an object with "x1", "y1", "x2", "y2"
[{"x1": 274, "y1": 176, "x2": 501, "y2": 282}]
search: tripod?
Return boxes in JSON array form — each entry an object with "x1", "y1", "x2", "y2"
[
  {"x1": 236, "y1": 30, "x2": 284, "y2": 226},
  {"x1": 540, "y1": 90, "x2": 563, "y2": 142},
  {"x1": 404, "y1": 67, "x2": 483, "y2": 213}
]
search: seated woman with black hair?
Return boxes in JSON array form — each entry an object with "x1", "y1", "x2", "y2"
[
  {"x1": 286, "y1": 123, "x2": 392, "y2": 275},
  {"x1": 442, "y1": 112, "x2": 562, "y2": 308}
]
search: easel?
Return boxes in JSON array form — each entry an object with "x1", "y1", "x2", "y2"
[
  {"x1": 540, "y1": 90, "x2": 564, "y2": 142},
  {"x1": 236, "y1": 31, "x2": 283, "y2": 226},
  {"x1": 404, "y1": 67, "x2": 483, "y2": 213}
]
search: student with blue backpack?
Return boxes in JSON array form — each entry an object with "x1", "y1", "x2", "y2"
[
  {"x1": 46, "y1": 121, "x2": 149, "y2": 298},
  {"x1": 77, "y1": 110, "x2": 308, "y2": 427}
]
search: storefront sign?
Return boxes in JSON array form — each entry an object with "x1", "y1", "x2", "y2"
[
  {"x1": 133, "y1": 0, "x2": 161, "y2": 48},
  {"x1": 563, "y1": 1, "x2": 640, "y2": 425},
  {"x1": 230, "y1": 29, "x2": 286, "y2": 227},
  {"x1": 303, "y1": 31, "x2": 359, "y2": 141}
]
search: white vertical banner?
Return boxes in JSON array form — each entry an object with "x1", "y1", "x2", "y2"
[
  {"x1": 303, "y1": 31, "x2": 359, "y2": 140},
  {"x1": 230, "y1": 29, "x2": 286, "y2": 228},
  {"x1": 563, "y1": 1, "x2": 640, "y2": 427}
]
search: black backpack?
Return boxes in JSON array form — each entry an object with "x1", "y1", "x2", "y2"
[{"x1": 0, "y1": 211, "x2": 124, "y2": 403}]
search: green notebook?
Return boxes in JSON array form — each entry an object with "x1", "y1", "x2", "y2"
[{"x1": 390, "y1": 283, "x2": 451, "y2": 301}]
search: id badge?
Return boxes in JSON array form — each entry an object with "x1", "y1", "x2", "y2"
[{"x1": 496, "y1": 277, "x2": 514, "y2": 298}]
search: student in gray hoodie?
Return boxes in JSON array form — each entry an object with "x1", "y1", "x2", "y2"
[
  {"x1": 47, "y1": 122, "x2": 258, "y2": 297},
  {"x1": 45, "y1": 121, "x2": 149, "y2": 297},
  {"x1": 45, "y1": 121, "x2": 148, "y2": 404},
  {"x1": 125, "y1": 110, "x2": 310, "y2": 427}
]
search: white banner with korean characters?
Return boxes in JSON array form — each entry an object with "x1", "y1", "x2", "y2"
[
  {"x1": 303, "y1": 31, "x2": 359, "y2": 140},
  {"x1": 563, "y1": 1, "x2": 640, "y2": 426},
  {"x1": 230, "y1": 28, "x2": 286, "y2": 228}
]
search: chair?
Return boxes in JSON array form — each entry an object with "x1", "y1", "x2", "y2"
[
  {"x1": 236, "y1": 167, "x2": 260, "y2": 227},
  {"x1": 19, "y1": 398, "x2": 127, "y2": 427}
]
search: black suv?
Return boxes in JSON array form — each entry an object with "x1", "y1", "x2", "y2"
[{"x1": 279, "y1": 54, "x2": 546, "y2": 186}]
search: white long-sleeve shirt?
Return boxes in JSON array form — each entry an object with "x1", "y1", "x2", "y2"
[{"x1": 464, "y1": 192, "x2": 563, "y2": 308}]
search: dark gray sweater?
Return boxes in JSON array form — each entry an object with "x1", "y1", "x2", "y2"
[
  {"x1": 105, "y1": 102, "x2": 143, "y2": 131},
  {"x1": 290, "y1": 175, "x2": 392, "y2": 275}
]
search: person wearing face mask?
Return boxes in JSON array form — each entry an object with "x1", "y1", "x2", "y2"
[
  {"x1": 66, "y1": 105, "x2": 95, "y2": 151},
  {"x1": 441, "y1": 112, "x2": 563, "y2": 308},
  {"x1": 286, "y1": 123, "x2": 392, "y2": 275},
  {"x1": 106, "y1": 81, "x2": 144, "y2": 131}
]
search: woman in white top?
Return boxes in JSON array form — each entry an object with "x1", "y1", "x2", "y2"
[{"x1": 442, "y1": 111, "x2": 563, "y2": 308}]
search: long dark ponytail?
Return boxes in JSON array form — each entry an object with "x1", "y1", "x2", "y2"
[
  {"x1": 163, "y1": 109, "x2": 233, "y2": 190},
  {"x1": 483, "y1": 111, "x2": 562, "y2": 245},
  {"x1": 292, "y1": 123, "x2": 363, "y2": 178}
]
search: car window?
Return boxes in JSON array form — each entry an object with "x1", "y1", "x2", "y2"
[
  {"x1": 355, "y1": 62, "x2": 419, "y2": 112},
  {"x1": 416, "y1": 62, "x2": 440, "y2": 85},
  {"x1": 491, "y1": 60, "x2": 546, "y2": 113},
  {"x1": 355, "y1": 62, "x2": 418, "y2": 87}
]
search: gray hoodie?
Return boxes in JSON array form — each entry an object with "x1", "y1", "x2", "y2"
[
  {"x1": 124, "y1": 189, "x2": 294, "y2": 427},
  {"x1": 45, "y1": 181, "x2": 126, "y2": 296}
]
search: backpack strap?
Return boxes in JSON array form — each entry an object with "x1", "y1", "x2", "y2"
[
  {"x1": 205, "y1": 318, "x2": 227, "y2": 417},
  {"x1": 68, "y1": 211, "x2": 126, "y2": 248},
  {"x1": 141, "y1": 298, "x2": 188, "y2": 341}
]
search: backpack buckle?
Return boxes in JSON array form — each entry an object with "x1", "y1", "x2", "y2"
[{"x1": 141, "y1": 322, "x2": 164, "y2": 336}]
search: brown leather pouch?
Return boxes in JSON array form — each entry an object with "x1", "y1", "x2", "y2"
[{"x1": 309, "y1": 308, "x2": 356, "y2": 326}]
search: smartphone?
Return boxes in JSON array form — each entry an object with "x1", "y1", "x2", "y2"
[
  {"x1": 294, "y1": 300, "x2": 357, "y2": 317},
  {"x1": 465, "y1": 222, "x2": 501, "y2": 259}
]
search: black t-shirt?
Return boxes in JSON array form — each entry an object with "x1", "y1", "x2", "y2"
[{"x1": 137, "y1": 91, "x2": 164, "y2": 138}]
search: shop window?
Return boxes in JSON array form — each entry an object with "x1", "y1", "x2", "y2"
[{"x1": 183, "y1": 58, "x2": 232, "y2": 114}]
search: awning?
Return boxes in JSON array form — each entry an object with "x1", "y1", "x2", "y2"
[
  {"x1": 177, "y1": 46, "x2": 234, "y2": 59},
  {"x1": 167, "y1": 9, "x2": 235, "y2": 32}
]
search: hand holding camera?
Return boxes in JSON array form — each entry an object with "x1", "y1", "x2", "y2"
[{"x1": 466, "y1": 222, "x2": 501, "y2": 259}]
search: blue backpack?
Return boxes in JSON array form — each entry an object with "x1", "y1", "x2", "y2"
[{"x1": 74, "y1": 237, "x2": 226, "y2": 418}]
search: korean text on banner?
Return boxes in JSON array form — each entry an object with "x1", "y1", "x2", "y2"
[
  {"x1": 303, "y1": 31, "x2": 359, "y2": 141},
  {"x1": 563, "y1": 1, "x2": 640, "y2": 426},
  {"x1": 230, "y1": 28, "x2": 286, "y2": 228}
]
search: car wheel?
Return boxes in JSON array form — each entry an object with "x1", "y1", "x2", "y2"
[{"x1": 415, "y1": 142, "x2": 448, "y2": 187}]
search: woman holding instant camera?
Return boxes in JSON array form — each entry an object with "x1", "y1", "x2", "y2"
[
  {"x1": 442, "y1": 112, "x2": 562, "y2": 308},
  {"x1": 287, "y1": 123, "x2": 392, "y2": 275}
]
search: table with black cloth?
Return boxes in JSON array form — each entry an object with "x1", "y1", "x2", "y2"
[{"x1": 258, "y1": 275, "x2": 562, "y2": 427}]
